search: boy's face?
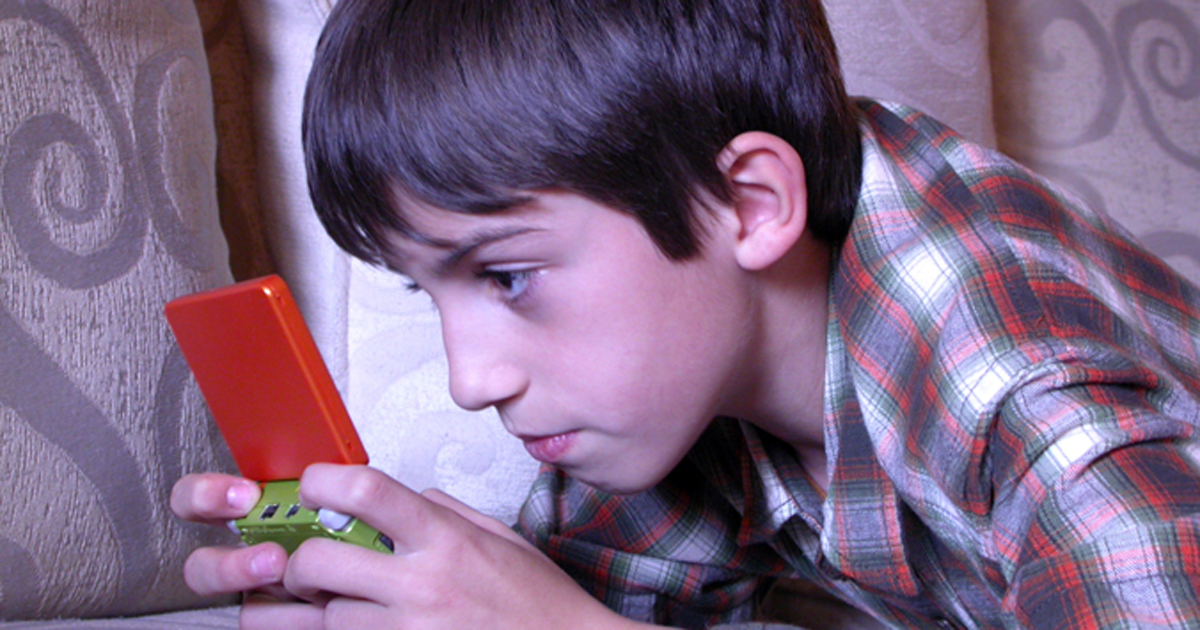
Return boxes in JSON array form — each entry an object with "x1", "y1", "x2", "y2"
[{"x1": 385, "y1": 190, "x2": 760, "y2": 494}]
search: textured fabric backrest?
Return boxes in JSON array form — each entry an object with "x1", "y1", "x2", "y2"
[
  {"x1": 0, "y1": 0, "x2": 237, "y2": 619},
  {"x1": 827, "y1": 0, "x2": 995, "y2": 147},
  {"x1": 991, "y1": 0, "x2": 1200, "y2": 285}
]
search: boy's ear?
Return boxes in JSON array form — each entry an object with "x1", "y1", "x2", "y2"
[{"x1": 717, "y1": 132, "x2": 808, "y2": 271}]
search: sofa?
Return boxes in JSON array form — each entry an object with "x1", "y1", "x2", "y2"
[{"x1": 1, "y1": 0, "x2": 1196, "y2": 627}]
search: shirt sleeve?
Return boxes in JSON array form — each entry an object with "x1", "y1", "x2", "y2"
[
  {"x1": 515, "y1": 459, "x2": 790, "y2": 628},
  {"x1": 990, "y1": 358, "x2": 1200, "y2": 628}
]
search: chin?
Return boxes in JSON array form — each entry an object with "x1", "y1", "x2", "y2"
[
  {"x1": 568, "y1": 466, "x2": 668, "y2": 496},
  {"x1": 584, "y1": 480, "x2": 652, "y2": 496}
]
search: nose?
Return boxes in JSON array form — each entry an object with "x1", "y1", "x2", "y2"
[{"x1": 440, "y1": 308, "x2": 528, "y2": 411}]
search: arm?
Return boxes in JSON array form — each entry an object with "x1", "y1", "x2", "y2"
[
  {"x1": 1003, "y1": 438, "x2": 1200, "y2": 627},
  {"x1": 171, "y1": 466, "x2": 656, "y2": 630},
  {"x1": 992, "y1": 376, "x2": 1200, "y2": 628}
]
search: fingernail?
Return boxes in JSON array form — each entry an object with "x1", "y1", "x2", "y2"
[
  {"x1": 226, "y1": 482, "x2": 257, "y2": 512},
  {"x1": 249, "y1": 552, "x2": 281, "y2": 581}
]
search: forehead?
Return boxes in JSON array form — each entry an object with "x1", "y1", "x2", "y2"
[
  {"x1": 379, "y1": 189, "x2": 562, "y2": 272},
  {"x1": 378, "y1": 187, "x2": 679, "y2": 277}
]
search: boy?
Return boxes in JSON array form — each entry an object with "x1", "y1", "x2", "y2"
[{"x1": 170, "y1": 0, "x2": 1200, "y2": 627}]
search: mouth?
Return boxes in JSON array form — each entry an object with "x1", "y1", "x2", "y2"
[{"x1": 520, "y1": 431, "x2": 578, "y2": 464}]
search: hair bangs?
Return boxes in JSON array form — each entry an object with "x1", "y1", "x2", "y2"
[{"x1": 306, "y1": 0, "x2": 861, "y2": 266}]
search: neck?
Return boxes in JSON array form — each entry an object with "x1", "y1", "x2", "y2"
[{"x1": 731, "y1": 233, "x2": 832, "y2": 490}]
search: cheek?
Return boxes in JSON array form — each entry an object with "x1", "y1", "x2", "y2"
[
  {"x1": 537, "y1": 306, "x2": 660, "y2": 402},
  {"x1": 541, "y1": 262, "x2": 745, "y2": 416}
]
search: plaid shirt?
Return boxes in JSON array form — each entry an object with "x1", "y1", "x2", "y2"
[{"x1": 516, "y1": 101, "x2": 1200, "y2": 629}]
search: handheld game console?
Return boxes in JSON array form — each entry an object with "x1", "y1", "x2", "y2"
[
  {"x1": 166, "y1": 275, "x2": 393, "y2": 555},
  {"x1": 230, "y1": 480, "x2": 394, "y2": 555}
]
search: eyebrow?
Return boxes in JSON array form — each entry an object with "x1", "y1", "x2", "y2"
[{"x1": 405, "y1": 226, "x2": 543, "y2": 276}]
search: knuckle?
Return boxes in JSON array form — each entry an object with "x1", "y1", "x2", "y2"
[
  {"x1": 420, "y1": 487, "x2": 447, "y2": 502},
  {"x1": 400, "y1": 572, "x2": 452, "y2": 611},
  {"x1": 285, "y1": 543, "x2": 318, "y2": 583},
  {"x1": 181, "y1": 550, "x2": 208, "y2": 593},
  {"x1": 321, "y1": 597, "x2": 354, "y2": 630},
  {"x1": 183, "y1": 547, "x2": 231, "y2": 596},
  {"x1": 198, "y1": 480, "x2": 228, "y2": 514},
  {"x1": 341, "y1": 468, "x2": 390, "y2": 510},
  {"x1": 171, "y1": 474, "x2": 214, "y2": 518}
]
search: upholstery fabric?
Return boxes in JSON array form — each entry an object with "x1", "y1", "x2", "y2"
[
  {"x1": 827, "y1": 0, "x2": 995, "y2": 147},
  {"x1": 0, "y1": 606, "x2": 238, "y2": 630},
  {"x1": 991, "y1": 0, "x2": 1200, "y2": 285},
  {"x1": 0, "y1": 0, "x2": 236, "y2": 620}
]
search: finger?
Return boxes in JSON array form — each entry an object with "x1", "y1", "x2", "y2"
[
  {"x1": 171, "y1": 473, "x2": 261, "y2": 525},
  {"x1": 421, "y1": 488, "x2": 527, "y2": 544},
  {"x1": 297, "y1": 464, "x2": 435, "y2": 553},
  {"x1": 182, "y1": 543, "x2": 287, "y2": 597},
  {"x1": 284, "y1": 537, "x2": 397, "y2": 604},
  {"x1": 321, "y1": 595, "x2": 393, "y2": 629},
  {"x1": 240, "y1": 592, "x2": 326, "y2": 630},
  {"x1": 248, "y1": 583, "x2": 298, "y2": 605}
]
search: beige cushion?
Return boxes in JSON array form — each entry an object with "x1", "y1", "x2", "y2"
[
  {"x1": 828, "y1": 0, "x2": 995, "y2": 146},
  {"x1": 0, "y1": 606, "x2": 238, "y2": 630},
  {"x1": 0, "y1": 0, "x2": 236, "y2": 619},
  {"x1": 991, "y1": 0, "x2": 1200, "y2": 285}
]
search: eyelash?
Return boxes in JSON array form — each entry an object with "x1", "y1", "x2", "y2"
[
  {"x1": 402, "y1": 268, "x2": 542, "y2": 307},
  {"x1": 477, "y1": 268, "x2": 540, "y2": 305}
]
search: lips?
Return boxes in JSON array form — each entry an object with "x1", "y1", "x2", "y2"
[{"x1": 521, "y1": 431, "x2": 577, "y2": 464}]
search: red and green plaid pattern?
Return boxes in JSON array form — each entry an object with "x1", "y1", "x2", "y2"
[{"x1": 518, "y1": 101, "x2": 1200, "y2": 629}]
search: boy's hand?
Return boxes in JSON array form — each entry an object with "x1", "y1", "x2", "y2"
[
  {"x1": 169, "y1": 473, "x2": 293, "y2": 600},
  {"x1": 263, "y1": 463, "x2": 649, "y2": 630}
]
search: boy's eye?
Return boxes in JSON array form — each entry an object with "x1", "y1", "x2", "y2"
[{"x1": 479, "y1": 268, "x2": 540, "y2": 303}]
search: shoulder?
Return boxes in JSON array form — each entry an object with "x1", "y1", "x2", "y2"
[
  {"x1": 843, "y1": 99, "x2": 1198, "y2": 336},
  {"x1": 830, "y1": 99, "x2": 1200, "y2": 484}
]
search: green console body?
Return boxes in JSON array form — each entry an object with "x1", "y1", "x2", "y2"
[{"x1": 232, "y1": 480, "x2": 393, "y2": 555}]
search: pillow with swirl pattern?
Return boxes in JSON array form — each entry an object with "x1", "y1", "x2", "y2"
[
  {"x1": 0, "y1": 0, "x2": 237, "y2": 619},
  {"x1": 990, "y1": 0, "x2": 1200, "y2": 285}
]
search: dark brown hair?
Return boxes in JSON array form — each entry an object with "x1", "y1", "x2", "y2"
[{"x1": 304, "y1": 0, "x2": 862, "y2": 264}]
